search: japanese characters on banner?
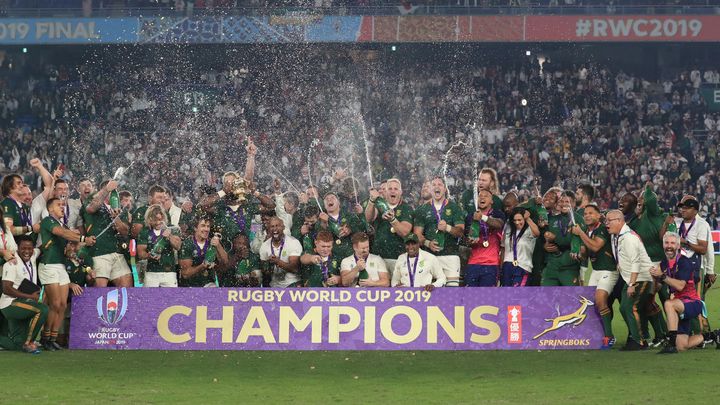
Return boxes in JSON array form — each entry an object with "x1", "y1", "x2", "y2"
[{"x1": 70, "y1": 287, "x2": 604, "y2": 350}]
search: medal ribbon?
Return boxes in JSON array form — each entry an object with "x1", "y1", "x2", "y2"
[
  {"x1": 479, "y1": 209, "x2": 490, "y2": 245},
  {"x1": 407, "y1": 254, "x2": 419, "y2": 287},
  {"x1": 227, "y1": 206, "x2": 246, "y2": 232},
  {"x1": 511, "y1": 226, "x2": 527, "y2": 264},
  {"x1": 431, "y1": 200, "x2": 446, "y2": 225},
  {"x1": 10, "y1": 197, "x2": 31, "y2": 227},
  {"x1": 193, "y1": 236, "x2": 208, "y2": 260},
  {"x1": 320, "y1": 256, "x2": 331, "y2": 281}
]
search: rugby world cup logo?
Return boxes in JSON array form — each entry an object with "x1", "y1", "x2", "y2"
[{"x1": 96, "y1": 288, "x2": 129, "y2": 325}]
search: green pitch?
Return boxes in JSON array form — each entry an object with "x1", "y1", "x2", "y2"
[{"x1": 3, "y1": 266, "x2": 720, "y2": 404}]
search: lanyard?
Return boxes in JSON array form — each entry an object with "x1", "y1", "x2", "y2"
[
  {"x1": 679, "y1": 218, "x2": 695, "y2": 239},
  {"x1": 23, "y1": 260, "x2": 34, "y2": 282},
  {"x1": 407, "y1": 254, "x2": 419, "y2": 287},
  {"x1": 271, "y1": 238, "x2": 285, "y2": 258}
]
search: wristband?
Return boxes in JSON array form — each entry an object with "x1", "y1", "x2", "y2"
[
  {"x1": 481, "y1": 215, "x2": 489, "y2": 223},
  {"x1": 217, "y1": 190, "x2": 226, "y2": 198},
  {"x1": 391, "y1": 218, "x2": 399, "y2": 224},
  {"x1": 80, "y1": 235, "x2": 86, "y2": 243},
  {"x1": 423, "y1": 240, "x2": 431, "y2": 248},
  {"x1": 445, "y1": 224, "x2": 453, "y2": 233},
  {"x1": 369, "y1": 199, "x2": 376, "y2": 204},
  {"x1": 26, "y1": 226, "x2": 31, "y2": 233}
]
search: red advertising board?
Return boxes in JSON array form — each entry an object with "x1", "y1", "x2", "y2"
[
  {"x1": 526, "y1": 15, "x2": 720, "y2": 42},
  {"x1": 358, "y1": 14, "x2": 720, "y2": 43}
]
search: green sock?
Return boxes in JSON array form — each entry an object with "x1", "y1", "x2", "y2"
[{"x1": 600, "y1": 308, "x2": 613, "y2": 337}]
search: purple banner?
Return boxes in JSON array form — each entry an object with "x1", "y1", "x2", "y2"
[{"x1": 70, "y1": 287, "x2": 604, "y2": 350}]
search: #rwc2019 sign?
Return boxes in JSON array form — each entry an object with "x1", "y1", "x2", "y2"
[{"x1": 70, "y1": 287, "x2": 604, "y2": 350}]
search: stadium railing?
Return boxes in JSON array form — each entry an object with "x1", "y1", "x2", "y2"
[{"x1": 2, "y1": 4, "x2": 720, "y2": 18}]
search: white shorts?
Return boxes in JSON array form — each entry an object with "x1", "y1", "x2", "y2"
[
  {"x1": 588, "y1": 270, "x2": 620, "y2": 293},
  {"x1": 437, "y1": 255, "x2": 461, "y2": 280},
  {"x1": 580, "y1": 266, "x2": 588, "y2": 283},
  {"x1": 39, "y1": 263, "x2": 70, "y2": 286},
  {"x1": 383, "y1": 259, "x2": 397, "y2": 278},
  {"x1": 144, "y1": 272, "x2": 178, "y2": 288},
  {"x1": 93, "y1": 253, "x2": 131, "y2": 281}
]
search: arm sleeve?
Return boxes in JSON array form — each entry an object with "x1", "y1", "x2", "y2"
[
  {"x1": 643, "y1": 186, "x2": 661, "y2": 217},
  {"x1": 340, "y1": 257, "x2": 353, "y2": 272}
]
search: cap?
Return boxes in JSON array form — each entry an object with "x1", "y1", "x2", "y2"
[
  {"x1": 677, "y1": 199, "x2": 700, "y2": 210},
  {"x1": 404, "y1": 234, "x2": 419, "y2": 244}
]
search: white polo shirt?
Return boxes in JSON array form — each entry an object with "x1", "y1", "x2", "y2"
[
  {"x1": 340, "y1": 253, "x2": 387, "y2": 283},
  {"x1": 392, "y1": 249, "x2": 446, "y2": 288},
  {"x1": 0, "y1": 249, "x2": 40, "y2": 309},
  {"x1": 611, "y1": 224, "x2": 653, "y2": 284},
  {"x1": 501, "y1": 226, "x2": 537, "y2": 273},
  {"x1": 259, "y1": 236, "x2": 302, "y2": 288},
  {"x1": 675, "y1": 216, "x2": 711, "y2": 259}
]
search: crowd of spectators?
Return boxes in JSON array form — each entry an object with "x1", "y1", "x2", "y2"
[{"x1": 0, "y1": 46, "x2": 718, "y2": 226}]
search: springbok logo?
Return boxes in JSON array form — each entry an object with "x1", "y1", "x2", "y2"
[
  {"x1": 533, "y1": 296, "x2": 594, "y2": 339},
  {"x1": 96, "y1": 288, "x2": 129, "y2": 325}
]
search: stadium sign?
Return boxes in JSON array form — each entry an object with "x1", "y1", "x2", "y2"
[
  {"x1": 4, "y1": 15, "x2": 720, "y2": 44},
  {"x1": 0, "y1": 18, "x2": 138, "y2": 44},
  {"x1": 70, "y1": 287, "x2": 604, "y2": 350}
]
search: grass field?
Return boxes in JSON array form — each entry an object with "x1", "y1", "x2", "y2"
[{"x1": 4, "y1": 267, "x2": 720, "y2": 404}]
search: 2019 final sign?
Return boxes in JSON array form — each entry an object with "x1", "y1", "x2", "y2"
[{"x1": 70, "y1": 287, "x2": 604, "y2": 350}]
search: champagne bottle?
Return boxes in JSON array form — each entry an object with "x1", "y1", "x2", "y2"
[
  {"x1": 302, "y1": 234, "x2": 314, "y2": 253},
  {"x1": 435, "y1": 229, "x2": 445, "y2": 251},
  {"x1": 374, "y1": 197, "x2": 391, "y2": 215},
  {"x1": 236, "y1": 259, "x2": 250, "y2": 276},
  {"x1": 150, "y1": 232, "x2": 168, "y2": 257},
  {"x1": 204, "y1": 245, "x2": 217, "y2": 265},
  {"x1": 109, "y1": 190, "x2": 120, "y2": 210},
  {"x1": 327, "y1": 219, "x2": 341, "y2": 237},
  {"x1": 470, "y1": 221, "x2": 481, "y2": 239}
]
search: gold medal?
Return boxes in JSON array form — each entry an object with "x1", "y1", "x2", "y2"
[
  {"x1": 390, "y1": 227, "x2": 396, "y2": 234},
  {"x1": 482, "y1": 241, "x2": 489, "y2": 248},
  {"x1": 121, "y1": 242, "x2": 128, "y2": 250},
  {"x1": 512, "y1": 260, "x2": 518, "y2": 267},
  {"x1": 336, "y1": 239, "x2": 341, "y2": 245}
]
